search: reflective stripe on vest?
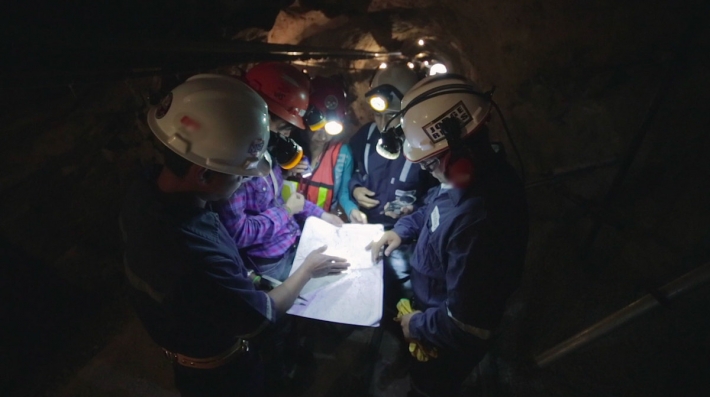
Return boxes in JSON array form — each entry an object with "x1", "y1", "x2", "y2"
[
  {"x1": 363, "y1": 123, "x2": 377, "y2": 174},
  {"x1": 303, "y1": 142, "x2": 341, "y2": 212},
  {"x1": 282, "y1": 179, "x2": 333, "y2": 211},
  {"x1": 281, "y1": 143, "x2": 342, "y2": 211}
]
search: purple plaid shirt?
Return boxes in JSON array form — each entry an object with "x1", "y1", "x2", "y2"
[{"x1": 215, "y1": 163, "x2": 324, "y2": 259}]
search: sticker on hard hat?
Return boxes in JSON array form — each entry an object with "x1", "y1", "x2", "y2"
[
  {"x1": 324, "y1": 95, "x2": 338, "y2": 110},
  {"x1": 180, "y1": 116, "x2": 201, "y2": 132},
  {"x1": 421, "y1": 101, "x2": 473, "y2": 143},
  {"x1": 155, "y1": 92, "x2": 173, "y2": 119},
  {"x1": 248, "y1": 138, "x2": 265, "y2": 156}
]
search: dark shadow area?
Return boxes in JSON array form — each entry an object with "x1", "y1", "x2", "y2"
[{"x1": 0, "y1": 238, "x2": 103, "y2": 395}]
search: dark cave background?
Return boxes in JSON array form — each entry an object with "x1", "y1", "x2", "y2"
[{"x1": 2, "y1": 1, "x2": 709, "y2": 396}]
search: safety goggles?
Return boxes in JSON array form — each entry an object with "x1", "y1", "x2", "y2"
[
  {"x1": 419, "y1": 157, "x2": 440, "y2": 172},
  {"x1": 365, "y1": 84, "x2": 404, "y2": 113},
  {"x1": 304, "y1": 104, "x2": 343, "y2": 135},
  {"x1": 270, "y1": 115, "x2": 297, "y2": 137}
]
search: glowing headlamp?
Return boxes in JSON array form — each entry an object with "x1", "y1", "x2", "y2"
[
  {"x1": 305, "y1": 104, "x2": 344, "y2": 135},
  {"x1": 375, "y1": 125, "x2": 404, "y2": 160},
  {"x1": 325, "y1": 121, "x2": 343, "y2": 135},
  {"x1": 365, "y1": 84, "x2": 404, "y2": 113},
  {"x1": 369, "y1": 96, "x2": 388, "y2": 112},
  {"x1": 428, "y1": 63, "x2": 448, "y2": 76}
]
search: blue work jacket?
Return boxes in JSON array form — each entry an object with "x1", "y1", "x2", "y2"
[
  {"x1": 392, "y1": 151, "x2": 528, "y2": 352},
  {"x1": 120, "y1": 172, "x2": 274, "y2": 358},
  {"x1": 349, "y1": 122, "x2": 436, "y2": 228}
]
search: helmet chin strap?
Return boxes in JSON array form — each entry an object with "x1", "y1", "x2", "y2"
[
  {"x1": 264, "y1": 151, "x2": 273, "y2": 167},
  {"x1": 439, "y1": 117, "x2": 475, "y2": 189}
]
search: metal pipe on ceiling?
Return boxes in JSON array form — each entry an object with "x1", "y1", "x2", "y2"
[{"x1": 4, "y1": 40, "x2": 402, "y2": 90}]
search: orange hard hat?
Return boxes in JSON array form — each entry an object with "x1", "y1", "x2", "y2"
[
  {"x1": 245, "y1": 63, "x2": 310, "y2": 129},
  {"x1": 305, "y1": 76, "x2": 347, "y2": 135}
]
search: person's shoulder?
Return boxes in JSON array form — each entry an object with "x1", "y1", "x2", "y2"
[
  {"x1": 340, "y1": 143, "x2": 353, "y2": 156},
  {"x1": 349, "y1": 122, "x2": 375, "y2": 144},
  {"x1": 450, "y1": 189, "x2": 488, "y2": 228},
  {"x1": 180, "y1": 211, "x2": 223, "y2": 244},
  {"x1": 233, "y1": 174, "x2": 263, "y2": 197},
  {"x1": 354, "y1": 121, "x2": 375, "y2": 136}
]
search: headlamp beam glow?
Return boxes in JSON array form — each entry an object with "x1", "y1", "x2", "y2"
[
  {"x1": 369, "y1": 96, "x2": 388, "y2": 112},
  {"x1": 324, "y1": 121, "x2": 343, "y2": 135},
  {"x1": 429, "y1": 63, "x2": 448, "y2": 75}
]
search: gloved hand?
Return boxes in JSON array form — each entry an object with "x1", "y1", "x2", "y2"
[{"x1": 395, "y1": 299, "x2": 438, "y2": 362}]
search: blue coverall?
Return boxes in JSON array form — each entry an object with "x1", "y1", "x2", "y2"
[
  {"x1": 349, "y1": 122, "x2": 436, "y2": 229},
  {"x1": 121, "y1": 172, "x2": 275, "y2": 397},
  {"x1": 392, "y1": 142, "x2": 528, "y2": 397}
]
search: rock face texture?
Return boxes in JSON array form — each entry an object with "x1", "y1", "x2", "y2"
[{"x1": 2, "y1": 1, "x2": 709, "y2": 396}]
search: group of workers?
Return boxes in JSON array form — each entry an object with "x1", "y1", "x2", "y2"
[{"x1": 120, "y1": 60, "x2": 529, "y2": 397}]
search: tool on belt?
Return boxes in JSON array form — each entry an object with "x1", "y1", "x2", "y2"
[{"x1": 396, "y1": 298, "x2": 439, "y2": 362}]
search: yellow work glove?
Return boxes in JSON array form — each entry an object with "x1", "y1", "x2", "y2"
[{"x1": 395, "y1": 299, "x2": 438, "y2": 362}]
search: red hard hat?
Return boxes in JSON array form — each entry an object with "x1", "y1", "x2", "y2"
[
  {"x1": 305, "y1": 76, "x2": 347, "y2": 134},
  {"x1": 245, "y1": 63, "x2": 310, "y2": 129}
]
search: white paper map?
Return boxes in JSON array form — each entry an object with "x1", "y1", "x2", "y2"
[{"x1": 287, "y1": 217, "x2": 385, "y2": 326}]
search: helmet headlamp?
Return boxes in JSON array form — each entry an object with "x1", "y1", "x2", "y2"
[
  {"x1": 304, "y1": 104, "x2": 326, "y2": 131},
  {"x1": 304, "y1": 104, "x2": 344, "y2": 135},
  {"x1": 369, "y1": 96, "x2": 388, "y2": 112},
  {"x1": 375, "y1": 125, "x2": 404, "y2": 160},
  {"x1": 365, "y1": 84, "x2": 404, "y2": 113},
  {"x1": 325, "y1": 121, "x2": 343, "y2": 135}
]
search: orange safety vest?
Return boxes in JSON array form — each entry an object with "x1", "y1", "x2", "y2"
[{"x1": 282, "y1": 142, "x2": 342, "y2": 212}]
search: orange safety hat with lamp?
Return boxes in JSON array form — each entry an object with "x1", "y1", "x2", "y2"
[
  {"x1": 147, "y1": 74, "x2": 271, "y2": 177},
  {"x1": 244, "y1": 62, "x2": 310, "y2": 129},
  {"x1": 304, "y1": 75, "x2": 347, "y2": 135},
  {"x1": 399, "y1": 74, "x2": 493, "y2": 188},
  {"x1": 283, "y1": 76, "x2": 348, "y2": 212}
]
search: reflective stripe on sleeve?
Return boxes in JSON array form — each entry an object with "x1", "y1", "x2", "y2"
[
  {"x1": 363, "y1": 123, "x2": 377, "y2": 174},
  {"x1": 399, "y1": 160, "x2": 413, "y2": 182}
]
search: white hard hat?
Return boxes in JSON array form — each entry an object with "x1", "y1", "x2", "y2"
[
  {"x1": 366, "y1": 63, "x2": 419, "y2": 131},
  {"x1": 400, "y1": 74, "x2": 492, "y2": 163},
  {"x1": 148, "y1": 74, "x2": 271, "y2": 176}
]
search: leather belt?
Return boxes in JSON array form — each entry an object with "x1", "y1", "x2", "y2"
[
  {"x1": 446, "y1": 307, "x2": 492, "y2": 340},
  {"x1": 162, "y1": 339, "x2": 249, "y2": 370},
  {"x1": 450, "y1": 317, "x2": 492, "y2": 340}
]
